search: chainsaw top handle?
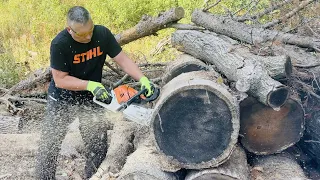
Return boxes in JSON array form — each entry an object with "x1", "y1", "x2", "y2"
[{"x1": 143, "y1": 85, "x2": 160, "y2": 102}]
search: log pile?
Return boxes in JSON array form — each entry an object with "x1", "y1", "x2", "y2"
[{"x1": 1, "y1": 1, "x2": 320, "y2": 179}]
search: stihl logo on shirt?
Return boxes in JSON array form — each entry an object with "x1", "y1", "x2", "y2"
[{"x1": 73, "y1": 46, "x2": 103, "y2": 64}]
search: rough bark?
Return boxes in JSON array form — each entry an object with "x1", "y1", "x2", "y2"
[
  {"x1": 171, "y1": 30, "x2": 289, "y2": 108},
  {"x1": 185, "y1": 145, "x2": 249, "y2": 180},
  {"x1": 91, "y1": 120, "x2": 137, "y2": 179},
  {"x1": 150, "y1": 71, "x2": 240, "y2": 169},
  {"x1": 115, "y1": 7, "x2": 185, "y2": 46},
  {"x1": 250, "y1": 154, "x2": 308, "y2": 180},
  {"x1": 161, "y1": 53, "x2": 210, "y2": 85},
  {"x1": 191, "y1": 10, "x2": 320, "y2": 52},
  {"x1": 117, "y1": 146, "x2": 179, "y2": 180}
]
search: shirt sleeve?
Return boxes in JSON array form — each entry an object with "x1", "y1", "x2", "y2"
[
  {"x1": 50, "y1": 42, "x2": 70, "y2": 72},
  {"x1": 104, "y1": 28, "x2": 122, "y2": 58}
]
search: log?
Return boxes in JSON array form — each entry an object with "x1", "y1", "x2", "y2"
[
  {"x1": 0, "y1": 115, "x2": 20, "y2": 133},
  {"x1": 150, "y1": 71, "x2": 240, "y2": 169},
  {"x1": 92, "y1": 120, "x2": 137, "y2": 179},
  {"x1": 171, "y1": 30, "x2": 289, "y2": 108},
  {"x1": 250, "y1": 154, "x2": 308, "y2": 180},
  {"x1": 115, "y1": 7, "x2": 185, "y2": 46},
  {"x1": 185, "y1": 145, "x2": 249, "y2": 180},
  {"x1": 191, "y1": 10, "x2": 320, "y2": 52},
  {"x1": 161, "y1": 54, "x2": 210, "y2": 85},
  {"x1": 0, "y1": 132, "x2": 84, "y2": 157},
  {"x1": 239, "y1": 97, "x2": 305, "y2": 155},
  {"x1": 117, "y1": 146, "x2": 179, "y2": 180},
  {"x1": 299, "y1": 98, "x2": 320, "y2": 166}
]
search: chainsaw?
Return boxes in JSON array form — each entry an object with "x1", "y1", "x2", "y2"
[{"x1": 93, "y1": 84, "x2": 160, "y2": 126}]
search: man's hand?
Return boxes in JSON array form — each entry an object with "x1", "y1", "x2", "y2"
[
  {"x1": 87, "y1": 81, "x2": 112, "y2": 103},
  {"x1": 139, "y1": 76, "x2": 153, "y2": 97}
]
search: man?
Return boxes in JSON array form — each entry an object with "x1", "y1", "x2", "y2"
[{"x1": 35, "y1": 6, "x2": 154, "y2": 179}]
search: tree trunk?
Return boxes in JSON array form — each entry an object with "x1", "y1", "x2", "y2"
[
  {"x1": 150, "y1": 71, "x2": 240, "y2": 169},
  {"x1": 161, "y1": 54, "x2": 210, "y2": 85},
  {"x1": 117, "y1": 146, "x2": 179, "y2": 180},
  {"x1": 115, "y1": 7, "x2": 185, "y2": 46},
  {"x1": 239, "y1": 97, "x2": 305, "y2": 155},
  {"x1": 250, "y1": 154, "x2": 308, "y2": 180},
  {"x1": 191, "y1": 10, "x2": 320, "y2": 52},
  {"x1": 185, "y1": 145, "x2": 249, "y2": 180},
  {"x1": 171, "y1": 30, "x2": 289, "y2": 108}
]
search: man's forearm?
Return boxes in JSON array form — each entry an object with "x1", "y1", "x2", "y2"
[
  {"x1": 55, "y1": 75, "x2": 88, "y2": 91},
  {"x1": 113, "y1": 51, "x2": 144, "y2": 81}
]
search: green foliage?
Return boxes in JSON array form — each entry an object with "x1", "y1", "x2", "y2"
[{"x1": 0, "y1": 52, "x2": 26, "y2": 88}]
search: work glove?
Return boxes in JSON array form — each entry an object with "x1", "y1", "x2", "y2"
[
  {"x1": 87, "y1": 81, "x2": 112, "y2": 104},
  {"x1": 139, "y1": 76, "x2": 154, "y2": 97}
]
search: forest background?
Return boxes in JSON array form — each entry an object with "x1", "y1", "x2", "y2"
[{"x1": 0, "y1": 0, "x2": 318, "y2": 87}]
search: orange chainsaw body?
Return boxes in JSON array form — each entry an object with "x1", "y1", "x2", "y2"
[{"x1": 113, "y1": 85, "x2": 145, "y2": 104}]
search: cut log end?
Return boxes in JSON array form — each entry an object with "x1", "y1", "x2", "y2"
[
  {"x1": 154, "y1": 88, "x2": 233, "y2": 164},
  {"x1": 151, "y1": 71, "x2": 239, "y2": 169},
  {"x1": 267, "y1": 86, "x2": 289, "y2": 108},
  {"x1": 240, "y1": 98, "x2": 305, "y2": 155}
]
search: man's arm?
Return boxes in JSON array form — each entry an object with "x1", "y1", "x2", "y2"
[
  {"x1": 51, "y1": 68, "x2": 88, "y2": 91},
  {"x1": 112, "y1": 51, "x2": 144, "y2": 81}
]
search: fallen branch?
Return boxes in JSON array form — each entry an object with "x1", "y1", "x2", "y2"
[
  {"x1": 192, "y1": 10, "x2": 320, "y2": 52},
  {"x1": 203, "y1": 0, "x2": 222, "y2": 12},
  {"x1": 115, "y1": 7, "x2": 185, "y2": 45},
  {"x1": 237, "y1": 0, "x2": 293, "y2": 22},
  {"x1": 263, "y1": 0, "x2": 317, "y2": 29}
]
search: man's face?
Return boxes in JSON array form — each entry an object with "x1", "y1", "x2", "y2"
[{"x1": 67, "y1": 19, "x2": 94, "y2": 44}]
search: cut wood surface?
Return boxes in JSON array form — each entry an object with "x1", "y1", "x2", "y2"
[
  {"x1": 115, "y1": 7, "x2": 185, "y2": 46},
  {"x1": 185, "y1": 145, "x2": 249, "y2": 180},
  {"x1": 117, "y1": 146, "x2": 179, "y2": 180},
  {"x1": 161, "y1": 53, "x2": 210, "y2": 85},
  {"x1": 150, "y1": 71, "x2": 240, "y2": 169},
  {"x1": 250, "y1": 154, "x2": 308, "y2": 180},
  {"x1": 172, "y1": 30, "x2": 289, "y2": 108},
  {"x1": 191, "y1": 10, "x2": 320, "y2": 52},
  {"x1": 239, "y1": 97, "x2": 305, "y2": 155}
]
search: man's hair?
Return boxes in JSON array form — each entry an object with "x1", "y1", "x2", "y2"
[{"x1": 67, "y1": 6, "x2": 91, "y2": 24}]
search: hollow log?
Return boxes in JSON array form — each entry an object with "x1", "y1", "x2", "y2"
[
  {"x1": 250, "y1": 154, "x2": 308, "y2": 180},
  {"x1": 239, "y1": 97, "x2": 305, "y2": 155},
  {"x1": 185, "y1": 145, "x2": 249, "y2": 180},
  {"x1": 117, "y1": 146, "x2": 179, "y2": 180},
  {"x1": 191, "y1": 10, "x2": 320, "y2": 52},
  {"x1": 115, "y1": 7, "x2": 185, "y2": 46},
  {"x1": 161, "y1": 53, "x2": 210, "y2": 85},
  {"x1": 150, "y1": 71, "x2": 240, "y2": 170},
  {"x1": 171, "y1": 30, "x2": 289, "y2": 108}
]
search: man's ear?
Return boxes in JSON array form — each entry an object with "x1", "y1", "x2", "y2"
[{"x1": 66, "y1": 27, "x2": 72, "y2": 34}]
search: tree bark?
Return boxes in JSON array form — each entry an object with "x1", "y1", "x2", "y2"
[
  {"x1": 239, "y1": 97, "x2": 305, "y2": 155},
  {"x1": 191, "y1": 10, "x2": 320, "y2": 52},
  {"x1": 185, "y1": 145, "x2": 249, "y2": 180},
  {"x1": 171, "y1": 30, "x2": 289, "y2": 108},
  {"x1": 250, "y1": 154, "x2": 308, "y2": 180},
  {"x1": 161, "y1": 54, "x2": 210, "y2": 85},
  {"x1": 117, "y1": 146, "x2": 179, "y2": 180},
  {"x1": 115, "y1": 7, "x2": 185, "y2": 46},
  {"x1": 150, "y1": 71, "x2": 240, "y2": 169}
]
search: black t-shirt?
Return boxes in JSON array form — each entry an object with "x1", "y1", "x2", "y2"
[{"x1": 48, "y1": 25, "x2": 122, "y2": 104}]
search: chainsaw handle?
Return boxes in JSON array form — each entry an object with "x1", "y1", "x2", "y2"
[{"x1": 143, "y1": 86, "x2": 160, "y2": 102}]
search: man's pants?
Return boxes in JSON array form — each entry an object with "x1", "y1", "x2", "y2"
[{"x1": 35, "y1": 98, "x2": 108, "y2": 179}]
